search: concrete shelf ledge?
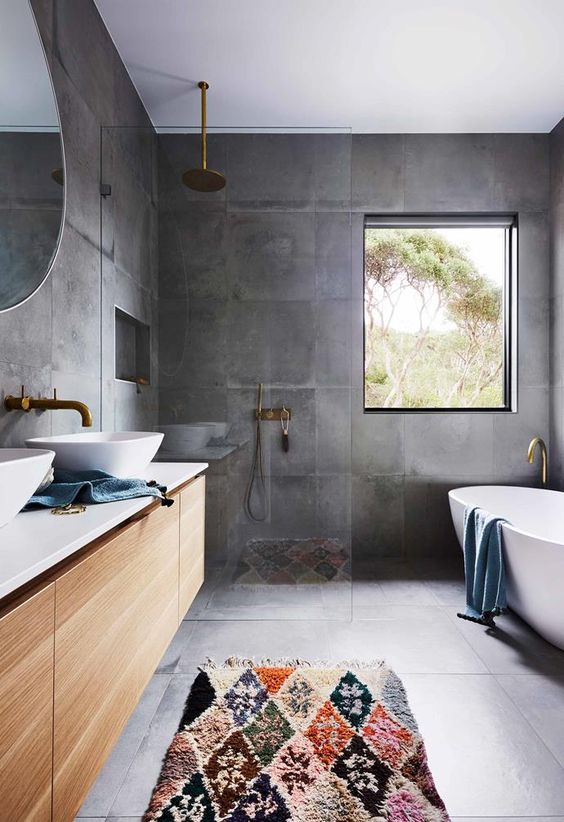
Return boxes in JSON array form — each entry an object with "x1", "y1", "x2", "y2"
[{"x1": 155, "y1": 440, "x2": 248, "y2": 462}]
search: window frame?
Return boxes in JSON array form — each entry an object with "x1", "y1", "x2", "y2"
[{"x1": 362, "y1": 213, "x2": 518, "y2": 414}]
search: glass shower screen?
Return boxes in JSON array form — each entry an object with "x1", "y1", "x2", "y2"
[{"x1": 101, "y1": 126, "x2": 353, "y2": 620}]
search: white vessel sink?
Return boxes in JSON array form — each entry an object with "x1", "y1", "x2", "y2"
[
  {"x1": 0, "y1": 448, "x2": 55, "y2": 528},
  {"x1": 26, "y1": 432, "x2": 164, "y2": 479},
  {"x1": 191, "y1": 421, "x2": 233, "y2": 440},
  {"x1": 159, "y1": 424, "x2": 215, "y2": 453}
]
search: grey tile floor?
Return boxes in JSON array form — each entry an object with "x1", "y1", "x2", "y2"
[{"x1": 77, "y1": 560, "x2": 564, "y2": 820}]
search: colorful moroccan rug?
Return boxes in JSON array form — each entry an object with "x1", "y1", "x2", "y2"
[
  {"x1": 233, "y1": 538, "x2": 351, "y2": 585},
  {"x1": 144, "y1": 659, "x2": 449, "y2": 821}
]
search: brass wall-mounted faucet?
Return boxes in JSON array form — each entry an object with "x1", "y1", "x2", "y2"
[
  {"x1": 4, "y1": 386, "x2": 93, "y2": 427},
  {"x1": 527, "y1": 436, "x2": 548, "y2": 488}
]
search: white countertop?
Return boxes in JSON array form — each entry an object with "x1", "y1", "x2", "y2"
[{"x1": 0, "y1": 462, "x2": 207, "y2": 602}]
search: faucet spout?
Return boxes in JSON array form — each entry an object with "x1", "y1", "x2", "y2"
[
  {"x1": 527, "y1": 436, "x2": 548, "y2": 488},
  {"x1": 4, "y1": 387, "x2": 93, "y2": 427}
]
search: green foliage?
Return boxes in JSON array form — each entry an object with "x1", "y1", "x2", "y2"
[
  {"x1": 365, "y1": 228, "x2": 477, "y2": 291},
  {"x1": 365, "y1": 365, "x2": 389, "y2": 385},
  {"x1": 364, "y1": 229, "x2": 504, "y2": 409}
]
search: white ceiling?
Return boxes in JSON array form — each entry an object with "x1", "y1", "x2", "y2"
[{"x1": 95, "y1": 0, "x2": 564, "y2": 133}]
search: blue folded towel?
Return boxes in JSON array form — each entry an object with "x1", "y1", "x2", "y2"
[
  {"x1": 24, "y1": 469, "x2": 174, "y2": 510},
  {"x1": 457, "y1": 505, "x2": 507, "y2": 627}
]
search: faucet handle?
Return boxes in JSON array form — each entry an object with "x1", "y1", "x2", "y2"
[{"x1": 19, "y1": 384, "x2": 31, "y2": 410}]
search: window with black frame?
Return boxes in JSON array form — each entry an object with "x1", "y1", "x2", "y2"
[{"x1": 363, "y1": 215, "x2": 517, "y2": 412}]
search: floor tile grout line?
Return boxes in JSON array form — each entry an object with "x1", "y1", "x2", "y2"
[
  {"x1": 438, "y1": 605, "x2": 499, "y2": 675},
  {"x1": 104, "y1": 675, "x2": 173, "y2": 820},
  {"x1": 493, "y1": 672, "x2": 564, "y2": 776},
  {"x1": 438, "y1": 598, "x2": 564, "y2": 679}
]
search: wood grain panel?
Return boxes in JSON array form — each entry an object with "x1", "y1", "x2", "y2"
[
  {"x1": 0, "y1": 584, "x2": 55, "y2": 822},
  {"x1": 53, "y1": 500, "x2": 180, "y2": 822},
  {"x1": 179, "y1": 476, "x2": 205, "y2": 620}
]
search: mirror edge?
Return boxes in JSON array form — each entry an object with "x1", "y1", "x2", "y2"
[{"x1": 0, "y1": 0, "x2": 67, "y2": 314}]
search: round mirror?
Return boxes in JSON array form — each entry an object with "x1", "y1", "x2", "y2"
[{"x1": 0, "y1": 0, "x2": 64, "y2": 312}]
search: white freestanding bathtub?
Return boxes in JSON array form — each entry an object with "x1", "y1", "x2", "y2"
[{"x1": 449, "y1": 485, "x2": 564, "y2": 650}]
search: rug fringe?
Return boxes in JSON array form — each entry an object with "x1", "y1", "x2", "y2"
[{"x1": 199, "y1": 656, "x2": 387, "y2": 671}]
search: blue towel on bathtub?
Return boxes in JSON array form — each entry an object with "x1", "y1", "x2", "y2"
[
  {"x1": 23, "y1": 469, "x2": 174, "y2": 510},
  {"x1": 457, "y1": 506, "x2": 507, "y2": 627}
]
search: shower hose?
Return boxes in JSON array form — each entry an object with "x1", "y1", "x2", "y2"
[{"x1": 244, "y1": 413, "x2": 268, "y2": 522}]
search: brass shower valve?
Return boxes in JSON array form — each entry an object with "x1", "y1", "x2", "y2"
[{"x1": 256, "y1": 408, "x2": 292, "y2": 421}]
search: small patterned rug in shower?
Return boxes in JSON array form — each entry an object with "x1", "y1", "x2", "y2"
[
  {"x1": 144, "y1": 658, "x2": 449, "y2": 821},
  {"x1": 233, "y1": 538, "x2": 351, "y2": 585}
]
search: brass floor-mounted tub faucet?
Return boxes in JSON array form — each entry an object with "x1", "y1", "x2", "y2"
[
  {"x1": 4, "y1": 386, "x2": 93, "y2": 427},
  {"x1": 527, "y1": 436, "x2": 548, "y2": 488}
]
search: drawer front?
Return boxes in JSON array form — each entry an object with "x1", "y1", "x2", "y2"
[
  {"x1": 0, "y1": 584, "x2": 55, "y2": 822},
  {"x1": 53, "y1": 501, "x2": 180, "y2": 822},
  {"x1": 179, "y1": 475, "x2": 205, "y2": 620}
]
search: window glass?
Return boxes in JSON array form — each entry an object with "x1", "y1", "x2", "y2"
[{"x1": 364, "y1": 218, "x2": 515, "y2": 410}]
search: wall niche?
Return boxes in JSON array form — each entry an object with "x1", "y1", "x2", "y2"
[{"x1": 115, "y1": 306, "x2": 151, "y2": 385}]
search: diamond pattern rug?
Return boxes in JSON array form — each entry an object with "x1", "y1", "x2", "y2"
[
  {"x1": 232, "y1": 538, "x2": 351, "y2": 585},
  {"x1": 144, "y1": 659, "x2": 449, "y2": 821}
]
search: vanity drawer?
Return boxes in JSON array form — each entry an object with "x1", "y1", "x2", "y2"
[
  {"x1": 52, "y1": 500, "x2": 180, "y2": 822},
  {"x1": 0, "y1": 584, "x2": 55, "y2": 822}
]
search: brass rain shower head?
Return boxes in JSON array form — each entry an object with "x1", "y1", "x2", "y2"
[{"x1": 182, "y1": 81, "x2": 226, "y2": 192}]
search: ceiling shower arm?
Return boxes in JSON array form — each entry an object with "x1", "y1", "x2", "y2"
[
  {"x1": 199, "y1": 81, "x2": 208, "y2": 170},
  {"x1": 181, "y1": 80, "x2": 225, "y2": 192}
]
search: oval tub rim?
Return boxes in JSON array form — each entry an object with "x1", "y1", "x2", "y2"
[{"x1": 448, "y1": 484, "x2": 564, "y2": 548}]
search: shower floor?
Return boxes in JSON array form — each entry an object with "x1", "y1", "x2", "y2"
[
  {"x1": 232, "y1": 537, "x2": 351, "y2": 585},
  {"x1": 178, "y1": 534, "x2": 354, "y2": 620}
]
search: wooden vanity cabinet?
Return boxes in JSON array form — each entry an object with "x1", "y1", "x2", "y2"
[
  {"x1": 0, "y1": 584, "x2": 55, "y2": 822},
  {"x1": 0, "y1": 471, "x2": 206, "y2": 821},
  {"x1": 52, "y1": 498, "x2": 181, "y2": 822}
]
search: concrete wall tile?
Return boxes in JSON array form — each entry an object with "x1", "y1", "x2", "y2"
[
  {"x1": 269, "y1": 476, "x2": 317, "y2": 534},
  {"x1": 352, "y1": 406, "x2": 404, "y2": 475},
  {"x1": 226, "y1": 134, "x2": 315, "y2": 211},
  {"x1": 352, "y1": 134, "x2": 404, "y2": 212},
  {"x1": 0, "y1": 361, "x2": 52, "y2": 446},
  {"x1": 51, "y1": 224, "x2": 100, "y2": 377},
  {"x1": 313, "y1": 133, "x2": 352, "y2": 211},
  {"x1": 316, "y1": 474, "x2": 352, "y2": 534},
  {"x1": 404, "y1": 414, "x2": 495, "y2": 477},
  {"x1": 315, "y1": 299, "x2": 352, "y2": 387},
  {"x1": 493, "y1": 387, "x2": 549, "y2": 478},
  {"x1": 352, "y1": 475, "x2": 404, "y2": 559},
  {"x1": 519, "y1": 298, "x2": 549, "y2": 387},
  {"x1": 316, "y1": 387, "x2": 351, "y2": 475},
  {"x1": 269, "y1": 301, "x2": 316, "y2": 386},
  {"x1": 226, "y1": 301, "x2": 272, "y2": 388},
  {"x1": 0, "y1": 277, "x2": 52, "y2": 369},
  {"x1": 315, "y1": 213, "x2": 352, "y2": 299},
  {"x1": 227, "y1": 212, "x2": 315, "y2": 301},
  {"x1": 404, "y1": 134, "x2": 495, "y2": 211},
  {"x1": 519, "y1": 212, "x2": 550, "y2": 300},
  {"x1": 494, "y1": 134, "x2": 550, "y2": 212}
]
